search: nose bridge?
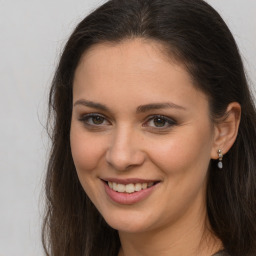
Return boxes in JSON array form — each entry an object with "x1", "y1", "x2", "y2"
[{"x1": 106, "y1": 124, "x2": 144, "y2": 171}]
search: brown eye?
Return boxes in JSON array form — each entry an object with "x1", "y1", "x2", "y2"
[
  {"x1": 144, "y1": 115, "x2": 176, "y2": 129},
  {"x1": 79, "y1": 114, "x2": 110, "y2": 126},
  {"x1": 153, "y1": 117, "x2": 167, "y2": 127},
  {"x1": 91, "y1": 116, "x2": 105, "y2": 125}
]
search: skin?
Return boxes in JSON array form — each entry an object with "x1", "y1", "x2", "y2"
[{"x1": 70, "y1": 39, "x2": 240, "y2": 256}]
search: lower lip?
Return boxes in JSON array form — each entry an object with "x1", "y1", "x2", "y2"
[{"x1": 103, "y1": 182, "x2": 158, "y2": 205}]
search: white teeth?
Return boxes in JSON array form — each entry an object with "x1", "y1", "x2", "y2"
[
  {"x1": 142, "y1": 183, "x2": 147, "y2": 189},
  {"x1": 126, "y1": 184, "x2": 135, "y2": 193},
  {"x1": 117, "y1": 183, "x2": 126, "y2": 193},
  {"x1": 108, "y1": 181, "x2": 155, "y2": 193},
  {"x1": 108, "y1": 181, "x2": 113, "y2": 189},
  {"x1": 135, "y1": 183, "x2": 142, "y2": 191},
  {"x1": 113, "y1": 182, "x2": 118, "y2": 191}
]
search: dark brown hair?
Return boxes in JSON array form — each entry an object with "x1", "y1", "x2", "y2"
[{"x1": 43, "y1": 0, "x2": 256, "y2": 255}]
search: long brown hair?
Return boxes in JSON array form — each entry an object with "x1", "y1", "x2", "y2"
[{"x1": 43, "y1": 0, "x2": 256, "y2": 255}]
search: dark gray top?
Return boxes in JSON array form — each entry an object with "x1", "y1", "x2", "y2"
[{"x1": 212, "y1": 250, "x2": 230, "y2": 256}]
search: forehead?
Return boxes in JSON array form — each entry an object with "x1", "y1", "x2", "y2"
[
  {"x1": 73, "y1": 38, "x2": 208, "y2": 112},
  {"x1": 76, "y1": 38, "x2": 183, "y2": 81}
]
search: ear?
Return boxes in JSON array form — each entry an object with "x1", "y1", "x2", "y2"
[{"x1": 211, "y1": 102, "x2": 241, "y2": 159}]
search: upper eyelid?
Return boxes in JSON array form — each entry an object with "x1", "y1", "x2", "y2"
[
  {"x1": 144, "y1": 115, "x2": 176, "y2": 123},
  {"x1": 80, "y1": 113, "x2": 105, "y2": 117},
  {"x1": 79, "y1": 113, "x2": 109, "y2": 120}
]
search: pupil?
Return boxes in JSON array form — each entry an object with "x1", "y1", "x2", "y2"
[
  {"x1": 93, "y1": 116, "x2": 104, "y2": 124},
  {"x1": 154, "y1": 118, "x2": 166, "y2": 127}
]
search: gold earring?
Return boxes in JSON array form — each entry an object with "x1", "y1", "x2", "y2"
[{"x1": 217, "y1": 149, "x2": 223, "y2": 169}]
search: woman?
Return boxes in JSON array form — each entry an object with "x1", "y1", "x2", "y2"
[{"x1": 42, "y1": 0, "x2": 256, "y2": 255}]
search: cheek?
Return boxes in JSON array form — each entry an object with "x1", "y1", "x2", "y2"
[
  {"x1": 70, "y1": 123, "x2": 109, "y2": 203},
  {"x1": 148, "y1": 125, "x2": 213, "y2": 177},
  {"x1": 145, "y1": 127, "x2": 213, "y2": 223},
  {"x1": 70, "y1": 124, "x2": 106, "y2": 173}
]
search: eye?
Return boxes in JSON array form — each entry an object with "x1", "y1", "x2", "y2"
[
  {"x1": 79, "y1": 113, "x2": 110, "y2": 126},
  {"x1": 144, "y1": 115, "x2": 176, "y2": 129}
]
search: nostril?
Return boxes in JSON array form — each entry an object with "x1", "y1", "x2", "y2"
[{"x1": 105, "y1": 142, "x2": 146, "y2": 171}]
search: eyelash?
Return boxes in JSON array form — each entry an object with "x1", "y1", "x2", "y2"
[
  {"x1": 78, "y1": 113, "x2": 110, "y2": 127},
  {"x1": 78, "y1": 113, "x2": 177, "y2": 130},
  {"x1": 144, "y1": 115, "x2": 177, "y2": 129}
]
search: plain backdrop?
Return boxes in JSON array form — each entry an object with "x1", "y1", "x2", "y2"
[{"x1": 0, "y1": 0, "x2": 255, "y2": 255}]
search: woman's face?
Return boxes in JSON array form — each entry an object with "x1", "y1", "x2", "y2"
[{"x1": 70, "y1": 39, "x2": 217, "y2": 233}]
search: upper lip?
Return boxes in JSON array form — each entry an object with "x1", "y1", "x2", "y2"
[{"x1": 101, "y1": 178, "x2": 160, "y2": 185}]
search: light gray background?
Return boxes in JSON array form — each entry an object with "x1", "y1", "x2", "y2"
[{"x1": 0, "y1": 1, "x2": 255, "y2": 255}]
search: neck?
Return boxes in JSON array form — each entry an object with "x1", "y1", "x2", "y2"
[{"x1": 118, "y1": 208, "x2": 222, "y2": 256}]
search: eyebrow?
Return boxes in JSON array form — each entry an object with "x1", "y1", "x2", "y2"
[
  {"x1": 73, "y1": 99, "x2": 186, "y2": 113},
  {"x1": 73, "y1": 99, "x2": 109, "y2": 111},
  {"x1": 136, "y1": 102, "x2": 186, "y2": 113}
]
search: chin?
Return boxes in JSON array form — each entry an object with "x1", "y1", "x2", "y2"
[{"x1": 101, "y1": 208, "x2": 156, "y2": 233}]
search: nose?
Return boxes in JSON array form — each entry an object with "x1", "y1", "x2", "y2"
[{"x1": 105, "y1": 127, "x2": 145, "y2": 171}]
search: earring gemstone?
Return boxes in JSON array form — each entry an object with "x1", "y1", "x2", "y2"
[{"x1": 218, "y1": 161, "x2": 223, "y2": 169}]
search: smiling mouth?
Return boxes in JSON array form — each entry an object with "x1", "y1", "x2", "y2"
[{"x1": 105, "y1": 181, "x2": 158, "y2": 193}]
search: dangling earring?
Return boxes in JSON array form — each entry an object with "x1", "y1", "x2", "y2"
[{"x1": 217, "y1": 149, "x2": 223, "y2": 169}]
